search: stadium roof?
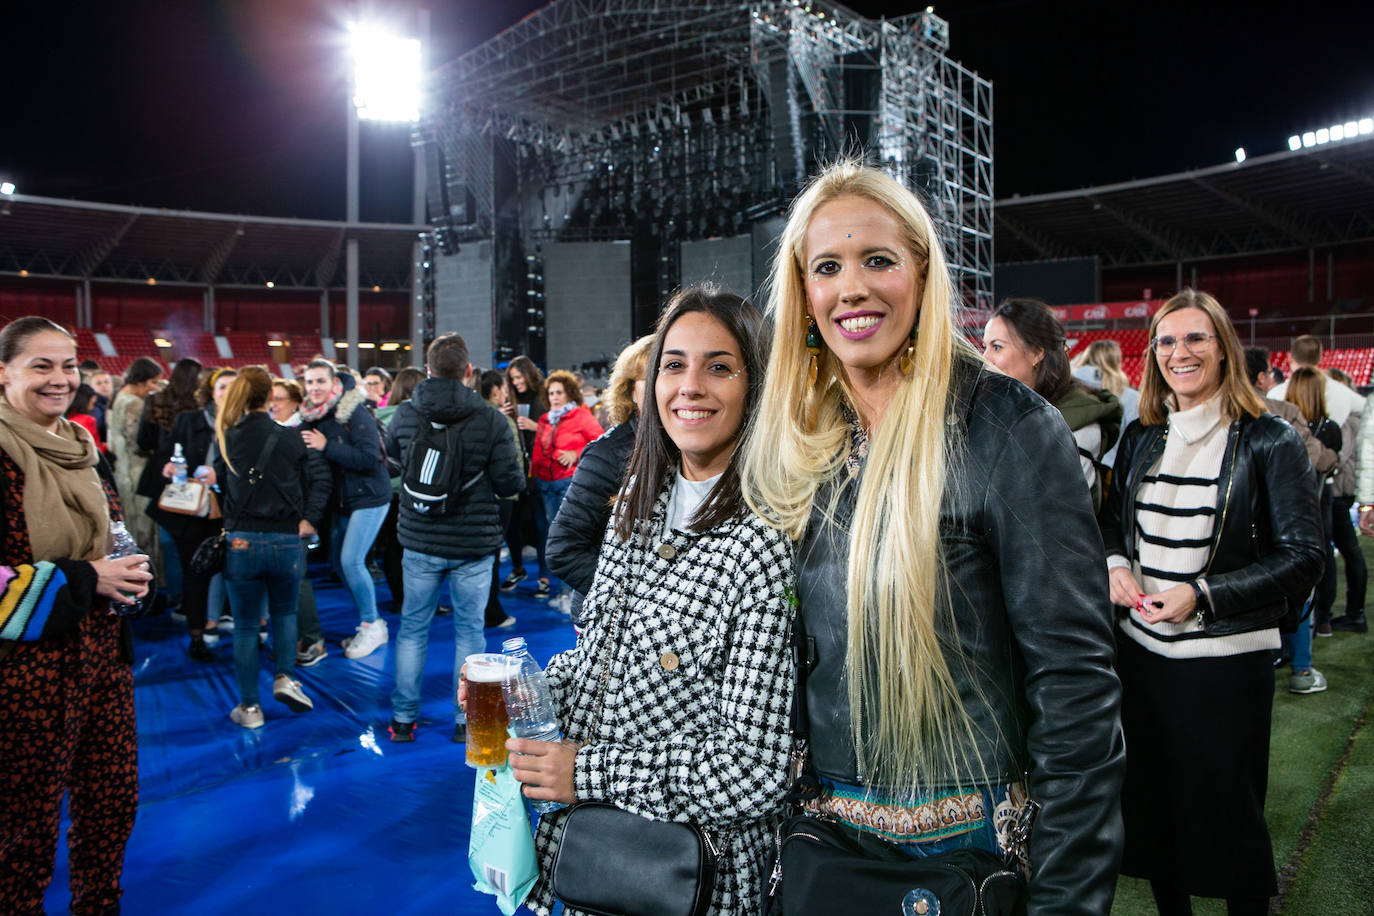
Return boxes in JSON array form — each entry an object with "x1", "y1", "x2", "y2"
[
  {"x1": 0, "y1": 194, "x2": 428, "y2": 290},
  {"x1": 994, "y1": 133, "x2": 1374, "y2": 267}
]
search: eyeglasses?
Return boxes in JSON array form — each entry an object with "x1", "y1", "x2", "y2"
[{"x1": 1150, "y1": 332, "x2": 1215, "y2": 355}]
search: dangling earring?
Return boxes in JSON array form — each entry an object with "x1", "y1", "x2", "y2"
[
  {"x1": 806, "y1": 317, "x2": 822, "y2": 386},
  {"x1": 898, "y1": 326, "x2": 918, "y2": 375}
]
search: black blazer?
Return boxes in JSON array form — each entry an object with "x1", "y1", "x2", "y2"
[{"x1": 546, "y1": 417, "x2": 636, "y2": 595}]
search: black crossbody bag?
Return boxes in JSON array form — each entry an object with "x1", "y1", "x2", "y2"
[
  {"x1": 189, "y1": 431, "x2": 284, "y2": 576},
  {"x1": 762, "y1": 601, "x2": 1034, "y2": 916},
  {"x1": 549, "y1": 554, "x2": 718, "y2": 916}
]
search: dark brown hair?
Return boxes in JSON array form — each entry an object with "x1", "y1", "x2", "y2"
[
  {"x1": 0, "y1": 316, "x2": 74, "y2": 364},
  {"x1": 124, "y1": 357, "x2": 163, "y2": 386},
  {"x1": 615, "y1": 285, "x2": 766, "y2": 541},
  {"x1": 989, "y1": 297, "x2": 1074, "y2": 403},
  {"x1": 390, "y1": 367, "x2": 424, "y2": 404},
  {"x1": 506, "y1": 355, "x2": 547, "y2": 410},
  {"x1": 427, "y1": 333, "x2": 470, "y2": 380},
  {"x1": 66, "y1": 383, "x2": 97, "y2": 417},
  {"x1": 145, "y1": 357, "x2": 203, "y2": 429}
]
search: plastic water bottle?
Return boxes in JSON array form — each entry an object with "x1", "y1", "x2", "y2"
[
  {"x1": 170, "y1": 443, "x2": 187, "y2": 485},
  {"x1": 501, "y1": 636, "x2": 565, "y2": 814},
  {"x1": 105, "y1": 521, "x2": 144, "y2": 616}
]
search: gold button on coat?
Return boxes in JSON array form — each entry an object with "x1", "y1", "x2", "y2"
[
  {"x1": 660, "y1": 652, "x2": 680, "y2": 671},
  {"x1": 656, "y1": 543, "x2": 676, "y2": 559}
]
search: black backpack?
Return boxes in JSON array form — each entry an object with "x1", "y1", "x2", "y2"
[{"x1": 401, "y1": 415, "x2": 483, "y2": 517}]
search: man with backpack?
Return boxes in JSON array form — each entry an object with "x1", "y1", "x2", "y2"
[{"x1": 385, "y1": 333, "x2": 525, "y2": 743}]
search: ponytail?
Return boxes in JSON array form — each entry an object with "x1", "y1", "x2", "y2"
[{"x1": 215, "y1": 366, "x2": 273, "y2": 474}]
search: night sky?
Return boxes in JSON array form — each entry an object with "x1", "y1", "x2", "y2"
[{"x1": 2, "y1": 0, "x2": 1369, "y2": 222}]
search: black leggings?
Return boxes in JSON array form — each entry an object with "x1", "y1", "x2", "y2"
[
  {"x1": 1314, "y1": 485, "x2": 1337, "y2": 627},
  {"x1": 169, "y1": 517, "x2": 222, "y2": 634},
  {"x1": 1149, "y1": 881, "x2": 1268, "y2": 916},
  {"x1": 1331, "y1": 495, "x2": 1367, "y2": 613}
]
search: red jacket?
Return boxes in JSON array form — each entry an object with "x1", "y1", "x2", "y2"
[{"x1": 531, "y1": 405, "x2": 603, "y2": 482}]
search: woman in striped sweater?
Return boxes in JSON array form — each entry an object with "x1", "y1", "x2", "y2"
[{"x1": 1099, "y1": 289, "x2": 1324, "y2": 915}]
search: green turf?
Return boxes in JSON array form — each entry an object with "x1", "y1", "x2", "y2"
[{"x1": 1110, "y1": 548, "x2": 1374, "y2": 915}]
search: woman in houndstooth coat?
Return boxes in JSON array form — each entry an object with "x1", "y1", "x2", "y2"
[{"x1": 506, "y1": 286, "x2": 794, "y2": 915}]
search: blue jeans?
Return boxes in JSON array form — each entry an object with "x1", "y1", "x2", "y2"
[
  {"x1": 1283, "y1": 610, "x2": 1314, "y2": 673},
  {"x1": 224, "y1": 531, "x2": 305, "y2": 707},
  {"x1": 536, "y1": 477, "x2": 573, "y2": 577},
  {"x1": 330, "y1": 502, "x2": 388, "y2": 624},
  {"x1": 390, "y1": 549, "x2": 491, "y2": 725}
]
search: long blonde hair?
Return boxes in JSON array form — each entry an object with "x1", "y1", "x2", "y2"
[
  {"x1": 1074, "y1": 339, "x2": 1129, "y2": 395},
  {"x1": 741, "y1": 160, "x2": 982, "y2": 795},
  {"x1": 604, "y1": 335, "x2": 654, "y2": 427}
]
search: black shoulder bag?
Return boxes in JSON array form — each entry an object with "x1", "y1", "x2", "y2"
[
  {"x1": 189, "y1": 431, "x2": 282, "y2": 577},
  {"x1": 550, "y1": 554, "x2": 718, "y2": 916},
  {"x1": 762, "y1": 597, "x2": 1033, "y2": 916}
]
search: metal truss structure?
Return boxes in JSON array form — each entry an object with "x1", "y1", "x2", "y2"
[{"x1": 417, "y1": 0, "x2": 993, "y2": 351}]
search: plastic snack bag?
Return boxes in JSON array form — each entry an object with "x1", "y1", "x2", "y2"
[{"x1": 469, "y1": 760, "x2": 538, "y2": 914}]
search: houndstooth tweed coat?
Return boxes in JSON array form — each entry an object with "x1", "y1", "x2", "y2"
[{"x1": 525, "y1": 481, "x2": 795, "y2": 916}]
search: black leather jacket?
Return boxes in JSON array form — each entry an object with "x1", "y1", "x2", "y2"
[
  {"x1": 797, "y1": 361, "x2": 1125, "y2": 915},
  {"x1": 547, "y1": 417, "x2": 636, "y2": 595},
  {"x1": 1099, "y1": 411, "x2": 1324, "y2": 635}
]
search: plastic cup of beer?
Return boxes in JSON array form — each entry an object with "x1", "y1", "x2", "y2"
[{"x1": 463, "y1": 653, "x2": 517, "y2": 768}]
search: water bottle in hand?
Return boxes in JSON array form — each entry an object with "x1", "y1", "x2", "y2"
[
  {"x1": 106, "y1": 521, "x2": 145, "y2": 617},
  {"x1": 170, "y1": 443, "x2": 188, "y2": 485},
  {"x1": 501, "y1": 636, "x2": 566, "y2": 814}
]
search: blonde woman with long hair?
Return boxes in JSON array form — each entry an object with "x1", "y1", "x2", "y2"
[
  {"x1": 1073, "y1": 338, "x2": 1139, "y2": 466},
  {"x1": 741, "y1": 161, "x2": 1124, "y2": 912}
]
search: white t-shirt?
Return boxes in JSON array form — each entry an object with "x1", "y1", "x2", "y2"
[{"x1": 664, "y1": 471, "x2": 723, "y2": 532}]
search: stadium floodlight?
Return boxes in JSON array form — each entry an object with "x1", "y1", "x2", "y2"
[
  {"x1": 1303, "y1": 132, "x2": 1316, "y2": 147},
  {"x1": 1234, "y1": 147, "x2": 1246, "y2": 163},
  {"x1": 1344, "y1": 121, "x2": 1359, "y2": 137},
  {"x1": 1288, "y1": 135, "x2": 1302, "y2": 151},
  {"x1": 349, "y1": 23, "x2": 421, "y2": 122},
  {"x1": 1362, "y1": 118, "x2": 1374, "y2": 135},
  {"x1": 0, "y1": 181, "x2": 14, "y2": 196},
  {"x1": 1316, "y1": 128, "x2": 1330, "y2": 144},
  {"x1": 1331, "y1": 124, "x2": 1345, "y2": 141}
]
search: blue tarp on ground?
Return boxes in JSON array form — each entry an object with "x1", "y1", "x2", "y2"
[{"x1": 44, "y1": 559, "x2": 572, "y2": 915}]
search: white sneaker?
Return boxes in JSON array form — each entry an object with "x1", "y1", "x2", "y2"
[
  {"x1": 201, "y1": 631, "x2": 221, "y2": 648},
  {"x1": 273, "y1": 676, "x2": 314, "y2": 712},
  {"x1": 344, "y1": 620, "x2": 389, "y2": 659},
  {"x1": 230, "y1": 704, "x2": 264, "y2": 729}
]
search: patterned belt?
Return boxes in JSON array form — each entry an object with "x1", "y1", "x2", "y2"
[{"x1": 804, "y1": 786, "x2": 986, "y2": 844}]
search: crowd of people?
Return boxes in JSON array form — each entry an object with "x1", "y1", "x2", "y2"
[{"x1": 1, "y1": 159, "x2": 1368, "y2": 915}]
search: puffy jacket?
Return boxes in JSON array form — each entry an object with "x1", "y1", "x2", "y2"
[
  {"x1": 386, "y1": 378, "x2": 525, "y2": 560},
  {"x1": 531, "y1": 405, "x2": 603, "y2": 482},
  {"x1": 547, "y1": 417, "x2": 636, "y2": 595},
  {"x1": 302, "y1": 386, "x2": 390, "y2": 512},
  {"x1": 1100, "y1": 410, "x2": 1324, "y2": 635},
  {"x1": 798, "y1": 359, "x2": 1125, "y2": 915}
]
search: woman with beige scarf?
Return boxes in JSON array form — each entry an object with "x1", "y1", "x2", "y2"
[{"x1": 0, "y1": 317, "x2": 152, "y2": 915}]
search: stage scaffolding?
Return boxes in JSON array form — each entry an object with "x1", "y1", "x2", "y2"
[{"x1": 416, "y1": 0, "x2": 992, "y2": 360}]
